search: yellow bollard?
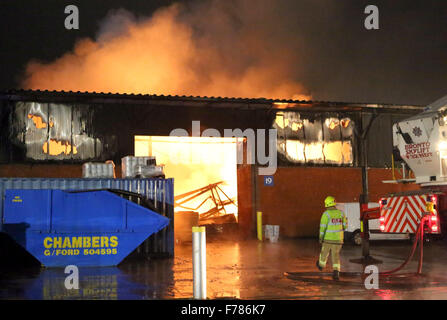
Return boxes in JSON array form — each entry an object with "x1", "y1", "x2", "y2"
[{"x1": 257, "y1": 211, "x2": 263, "y2": 241}]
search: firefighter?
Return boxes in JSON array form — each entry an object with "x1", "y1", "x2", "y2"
[{"x1": 316, "y1": 196, "x2": 347, "y2": 280}]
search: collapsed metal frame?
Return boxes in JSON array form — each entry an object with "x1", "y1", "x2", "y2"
[{"x1": 174, "y1": 181, "x2": 237, "y2": 220}]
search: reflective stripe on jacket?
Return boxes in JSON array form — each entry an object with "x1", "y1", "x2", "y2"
[{"x1": 319, "y1": 208, "x2": 347, "y2": 244}]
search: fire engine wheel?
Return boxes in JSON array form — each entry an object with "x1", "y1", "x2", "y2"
[{"x1": 352, "y1": 230, "x2": 362, "y2": 246}]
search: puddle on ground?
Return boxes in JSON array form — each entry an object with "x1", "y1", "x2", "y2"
[{"x1": 2, "y1": 239, "x2": 447, "y2": 299}]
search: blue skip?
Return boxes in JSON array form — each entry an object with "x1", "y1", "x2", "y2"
[{"x1": 2, "y1": 189, "x2": 170, "y2": 267}]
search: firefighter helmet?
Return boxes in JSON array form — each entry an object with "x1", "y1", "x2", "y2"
[{"x1": 324, "y1": 196, "x2": 336, "y2": 208}]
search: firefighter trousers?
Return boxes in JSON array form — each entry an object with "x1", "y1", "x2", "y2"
[{"x1": 318, "y1": 242, "x2": 342, "y2": 271}]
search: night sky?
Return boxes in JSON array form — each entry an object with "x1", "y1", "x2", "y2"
[{"x1": 1, "y1": 0, "x2": 446, "y2": 105}]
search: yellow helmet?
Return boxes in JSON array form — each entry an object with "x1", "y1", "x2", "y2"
[{"x1": 324, "y1": 196, "x2": 336, "y2": 208}]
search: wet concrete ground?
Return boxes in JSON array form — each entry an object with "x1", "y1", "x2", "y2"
[{"x1": 2, "y1": 237, "x2": 447, "y2": 299}]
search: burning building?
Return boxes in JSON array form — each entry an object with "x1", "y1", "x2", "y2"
[{"x1": 0, "y1": 90, "x2": 423, "y2": 238}]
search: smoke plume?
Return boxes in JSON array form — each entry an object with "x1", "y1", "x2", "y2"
[{"x1": 21, "y1": 1, "x2": 311, "y2": 100}]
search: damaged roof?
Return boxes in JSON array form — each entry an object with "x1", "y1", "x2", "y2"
[
  {"x1": 394, "y1": 94, "x2": 447, "y2": 121},
  {"x1": 0, "y1": 89, "x2": 424, "y2": 114}
]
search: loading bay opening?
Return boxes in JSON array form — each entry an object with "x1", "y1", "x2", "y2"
[{"x1": 135, "y1": 136, "x2": 242, "y2": 242}]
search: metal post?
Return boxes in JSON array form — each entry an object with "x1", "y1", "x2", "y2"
[
  {"x1": 401, "y1": 162, "x2": 406, "y2": 179},
  {"x1": 253, "y1": 165, "x2": 260, "y2": 238},
  {"x1": 361, "y1": 130, "x2": 371, "y2": 259},
  {"x1": 257, "y1": 211, "x2": 263, "y2": 241},
  {"x1": 392, "y1": 153, "x2": 396, "y2": 180},
  {"x1": 417, "y1": 218, "x2": 424, "y2": 274},
  {"x1": 192, "y1": 226, "x2": 206, "y2": 299},
  {"x1": 361, "y1": 203, "x2": 370, "y2": 258},
  {"x1": 350, "y1": 112, "x2": 382, "y2": 265}
]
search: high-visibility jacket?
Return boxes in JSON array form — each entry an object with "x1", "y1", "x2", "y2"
[{"x1": 319, "y1": 208, "x2": 347, "y2": 244}]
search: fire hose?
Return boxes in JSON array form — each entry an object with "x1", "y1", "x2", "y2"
[
  {"x1": 378, "y1": 214, "x2": 428, "y2": 276},
  {"x1": 285, "y1": 215, "x2": 429, "y2": 282}
]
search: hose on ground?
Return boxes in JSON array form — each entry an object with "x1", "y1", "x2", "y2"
[
  {"x1": 378, "y1": 215, "x2": 427, "y2": 276},
  {"x1": 285, "y1": 216, "x2": 429, "y2": 281}
]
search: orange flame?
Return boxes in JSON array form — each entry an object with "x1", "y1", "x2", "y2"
[
  {"x1": 28, "y1": 114, "x2": 47, "y2": 129},
  {"x1": 43, "y1": 140, "x2": 78, "y2": 156},
  {"x1": 135, "y1": 136, "x2": 238, "y2": 217},
  {"x1": 22, "y1": 4, "x2": 311, "y2": 100}
]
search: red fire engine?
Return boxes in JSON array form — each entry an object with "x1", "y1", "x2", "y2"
[{"x1": 372, "y1": 95, "x2": 447, "y2": 240}]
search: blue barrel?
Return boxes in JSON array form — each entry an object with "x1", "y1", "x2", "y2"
[{"x1": 0, "y1": 178, "x2": 174, "y2": 267}]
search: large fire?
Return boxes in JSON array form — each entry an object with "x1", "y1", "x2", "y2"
[
  {"x1": 21, "y1": 3, "x2": 310, "y2": 101},
  {"x1": 43, "y1": 140, "x2": 78, "y2": 156},
  {"x1": 275, "y1": 112, "x2": 353, "y2": 164},
  {"x1": 28, "y1": 114, "x2": 51, "y2": 129},
  {"x1": 135, "y1": 136, "x2": 239, "y2": 219}
]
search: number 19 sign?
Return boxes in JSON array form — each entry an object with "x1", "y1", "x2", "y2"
[{"x1": 264, "y1": 176, "x2": 274, "y2": 186}]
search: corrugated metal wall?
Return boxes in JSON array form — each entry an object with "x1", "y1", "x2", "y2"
[
  {"x1": 11, "y1": 101, "x2": 102, "y2": 161},
  {"x1": 364, "y1": 113, "x2": 410, "y2": 168},
  {"x1": 0, "y1": 178, "x2": 174, "y2": 258},
  {"x1": 274, "y1": 110, "x2": 357, "y2": 166},
  {"x1": 0, "y1": 94, "x2": 423, "y2": 169},
  {"x1": 1, "y1": 99, "x2": 268, "y2": 164},
  {"x1": 0, "y1": 100, "x2": 11, "y2": 163}
]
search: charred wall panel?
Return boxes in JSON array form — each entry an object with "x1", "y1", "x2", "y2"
[
  {"x1": 0, "y1": 94, "x2": 420, "y2": 169},
  {"x1": 91, "y1": 103, "x2": 270, "y2": 162},
  {"x1": 0, "y1": 100, "x2": 11, "y2": 162},
  {"x1": 9, "y1": 101, "x2": 107, "y2": 162},
  {"x1": 3, "y1": 100, "x2": 272, "y2": 164},
  {"x1": 274, "y1": 111, "x2": 358, "y2": 166}
]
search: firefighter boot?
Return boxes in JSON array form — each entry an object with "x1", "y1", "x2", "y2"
[
  {"x1": 316, "y1": 260, "x2": 323, "y2": 271},
  {"x1": 332, "y1": 270, "x2": 340, "y2": 280}
]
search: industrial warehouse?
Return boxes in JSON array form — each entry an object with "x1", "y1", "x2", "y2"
[
  {"x1": 0, "y1": 89, "x2": 424, "y2": 241},
  {"x1": 4, "y1": 88, "x2": 447, "y2": 300},
  {"x1": 1, "y1": 1, "x2": 447, "y2": 305}
]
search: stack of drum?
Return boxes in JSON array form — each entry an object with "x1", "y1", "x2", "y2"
[
  {"x1": 121, "y1": 156, "x2": 164, "y2": 178},
  {"x1": 82, "y1": 162, "x2": 115, "y2": 178}
]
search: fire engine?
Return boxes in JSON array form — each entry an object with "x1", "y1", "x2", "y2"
[
  {"x1": 378, "y1": 191, "x2": 441, "y2": 237},
  {"x1": 379, "y1": 94, "x2": 447, "y2": 239}
]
